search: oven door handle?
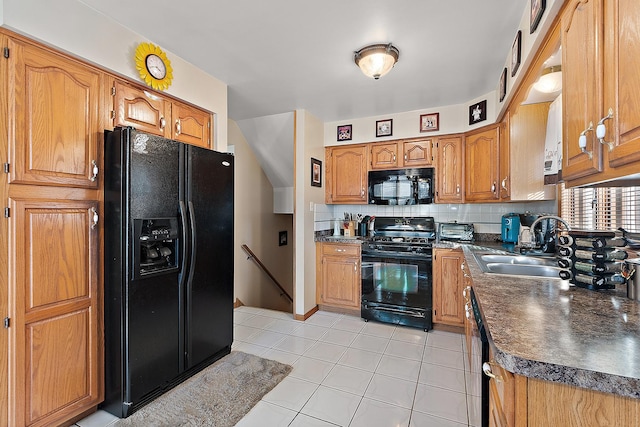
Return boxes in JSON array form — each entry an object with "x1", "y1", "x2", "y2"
[{"x1": 362, "y1": 304, "x2": 426, "y2": 318}]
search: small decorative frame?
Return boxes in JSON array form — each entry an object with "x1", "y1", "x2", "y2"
[
  {"x1": 469, "y1": 100, "x2": 487, "y2": 125},
  {"x1": 499, "y1": 67, "x2": 507, "y2": 103},
  {"x1": 376, "y1": 119, "x2": 393, "y2": 137},
  {"x1": 337, "y1": 124, "x2": 352, "y2": 141},
  {"x1": 530, "y1": 0, "x2": 546, "y2": 34},
  {"x1": 420, "y1": 113, "x2": 440, "y2": 132},
  {"x1": 311, "y1": 158, "x2": 322, "y2": 187},
  {"x1": 511, "y1": 30, "x2": 522, "y2": 77}
]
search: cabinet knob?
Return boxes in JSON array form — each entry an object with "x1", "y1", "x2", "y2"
[
  {"x1": 393, "y1": 153, "x2": 396, "y2": 162},
  {"x1": 482, "y1": 361, "x2": 504, "y2": 382},
  {"x1": 596, "y1": 108, "x2": 614, "y2": 151},
  {"x1": 89, "y1": 160, "x2": 98, "y2": 182},
  {"x1": 90, "y1": 207, "x2": 99, "y2": 229},
  {"x1": 175, "y1": 119, "x2": 182, "y2": 135},
  {"x1": 361, "y1": 188, "x2": 365, "y2": 198},
  {"x1": 501, "y1": 176, "x2": 508, "y2": 191},
  {"x1": 159, "y1": 117, "x2": 166, "y2": 130},
  {"x1": 578, "y1": 122, "x2": 594, "y2": 159}
]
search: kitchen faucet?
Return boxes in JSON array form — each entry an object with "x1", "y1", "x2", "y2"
[{"x1": 520, "y1": 215, "x2": 571, "y2": 249}]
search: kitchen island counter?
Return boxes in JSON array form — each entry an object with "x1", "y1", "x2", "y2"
[{"x1": 462, "y1": 245, "x2": 640, "y2": 399}]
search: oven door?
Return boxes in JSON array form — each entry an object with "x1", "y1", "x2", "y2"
[{"x1": 361, "y1": 251, "x2": 432, "y2": 311}]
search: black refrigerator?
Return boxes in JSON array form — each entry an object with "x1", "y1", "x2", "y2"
[{"x1": 102, "y1": 127, "x2": 234, "y2": 418}]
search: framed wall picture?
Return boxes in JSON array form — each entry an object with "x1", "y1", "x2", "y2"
[
  {"x1": 311, "y1": 158, "x2": 322, "y2": 187},
  {"x1": 530, "y1": 0, "x2": 546, "y2": 34},
  {"x1": 469, "y1": 100, "x2": 487, "y2": 125},
  {"x1": 511, "y1": 30, "x2": 522, "y2": 77},
  {"x1": 420, "y1": 113, "x2": 439, "y2": 132},
  {"x1": 499, "y1": 67, "x2": 507, "y2": 102},
  {"x1": 337, "y1": 124, "x2": 352, "y2": 141},
  {"x1": 375, "y1": 119, "x2": 393, "y2": 137}
]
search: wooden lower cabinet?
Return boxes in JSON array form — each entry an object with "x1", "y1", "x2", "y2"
[
  {"x1": 8, "y1": 195, "x2": 102, "y2": 427},
  {"x1": 316, "y1": 242, "x2": 361, "y2": 311},
  {"x1": 433, "y1": 248, "x2": 465, "y2": 326},
  {"x1": 485, "y1": 356, "x2": 640, "y2": 427}
]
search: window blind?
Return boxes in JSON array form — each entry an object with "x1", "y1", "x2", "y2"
[{"x1": 560, "y1": 184, "x2": 640, "y2": 232}]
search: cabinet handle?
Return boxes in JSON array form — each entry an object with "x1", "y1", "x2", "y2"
[
  {"x1": 175, "y1": 119, "x2": 182, "y2": 135},
  {"x1": 335, "y1": 248, "x2": 346, "y2": 252},
  {"x1": 463, "y1": 286, "x2": 471, "y2": 299},
  {"x1": 456, "y1": 184, "x2": 460, "y2": 194},
  {"x1": 501, "y1": 176, "x2": 508, "y2": 191},
  {"x1": 89, "y1": 160, "x2": 98, "y2": 182},
  {"x1": 578, "y1": 122, "x2": 594, "y2": 159},
  {"x1": 482, "y1": 362, "x2": 504, "y2": 382},
  {"x1": 159, "y1": 116, "x2": 166, "y2": 130},
  {"x1": 361, "y1": 187, "x2": 365, "y2": 198},
  {"x1": 90, "y1": 207, "x2": 99, "y2": 229},
  {"x1": 596, "y1": 108, "x2": 614, "y2": 151},
  {"x1": 404, "y1": 154, "x2": 408, "y2": 161},
  {"x1": 460, "y1": 262, "x2": 466, "y2": 270},
  {"x1": 354, "y1": 262, "x2": 358, "y2": 272},
  {"x1": 491, "y1": 181, "x2": 497, "y2": 193}
]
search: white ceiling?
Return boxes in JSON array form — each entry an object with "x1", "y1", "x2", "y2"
[{"x1": 80, "y1": 0, "x2": 528, "y2": 122}]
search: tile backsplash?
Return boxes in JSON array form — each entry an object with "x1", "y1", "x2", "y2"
[{"x1": 314, "y1": 201, "x2": 558, "y2": 235}]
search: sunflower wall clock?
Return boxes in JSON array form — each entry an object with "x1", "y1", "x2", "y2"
[{"x1": 134, "y1": 42, "x2": 174, "y2": 91}]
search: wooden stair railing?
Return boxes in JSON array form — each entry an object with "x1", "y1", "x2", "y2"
[{"x1": 241, "y1": 244, "x2": 293, "y2": 303}]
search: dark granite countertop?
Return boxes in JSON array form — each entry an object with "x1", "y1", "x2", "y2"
[{"x1": 461, "y1": 244, "x2": 640, "y2": 399}]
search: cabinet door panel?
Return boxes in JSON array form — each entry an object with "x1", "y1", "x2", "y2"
[
  {"x1": 403, "y1": 139, "x2": 433, "y2": 167},
  {"x1": 10, "y1": 198, "x2": 100, "y2": 427},
  {"x1": 370, "y1": 143, "x2": 399, "y2": 170},
  {"x1": 9, "y1": 40, "x2": 101, "y2": 188},
  {"x1": 465, "y1": 127, "x2": 499, "y2": 202},
  {"x1": 27, "y1": 309, "x2": 90, "y2": 423},
  {"x1": 607, "y1": 0, "x2": 640, "y2": 167},
  {"x1": 561, "y1": 0, "x2": 604, "y2": 179},
  {"x1": 172, "y1": 101, "x2": 212, "y2": 148},
  {"x1": 320, "y1": 255, "x2": 360, "y2": 308},
  {"x1": 436, "y1": 136, "x2": 463, "y2": 203},
  {"x1": 326, "y1": 145, "x2": 368, "y2": 204},
  {"x1": 433, "y1": 249, "x2": 464, "y2": 326},
  {"x1": 113, "y1": 80, "x2": 171, "y2": 138}
]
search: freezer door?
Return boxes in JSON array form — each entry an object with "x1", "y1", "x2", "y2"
[{"x1": 184, "y1": 146, "x2": 234, "y2": 368}]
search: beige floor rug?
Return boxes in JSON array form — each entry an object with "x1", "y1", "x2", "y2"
[{"x1": 114, "y1": 351, "x2": 292, "y2": 427}]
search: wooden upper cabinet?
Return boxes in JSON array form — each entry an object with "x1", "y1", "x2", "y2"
[
  {"x1": 605, "y1": 0, "x2": 640, "y2": 167},
  {"x1": 370, "y1": 138, "x2": 434, "y2": 170},
  {"x1": 561, "y1": 0, "x2": 604, "y2": 180},
  {"x1": 171, "y1": 100, "x2": 212, "y2": 149},
  {"x1": 465, "y1": 125, "x2": 500, "y2": 202},
  {"x1": 435, "y1": 135, "x2": 464, "y2": 203},
  {"x1": 325, "y1": 145, "x2": 368, "y2": 204},
  {"x1": 113, "y1": 79, "x2": 171, "y2": 138},
  {"x1": 9, "y1": 197, "x2": 101, "y2": 427},
  {"x1": 112, "y1": 80, "x2": 212, "y2": 149},
  {"x1": 402, "y1": 138, "x2": 433, "y2": 167},
  {"x1": 370, "y1": 142, "x2": 400, "y2": 170},
  {"x1": 8, "y1": 39, "x2": 102, "y2": 189}
]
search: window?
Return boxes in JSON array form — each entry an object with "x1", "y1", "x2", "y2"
[{"x1": 561, "y1": 184, "x2": 640, "y2": 232}]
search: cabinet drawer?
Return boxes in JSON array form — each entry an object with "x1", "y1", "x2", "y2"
[{"x1": 321, "y1": 243, "x2": 361, "y2": 257}]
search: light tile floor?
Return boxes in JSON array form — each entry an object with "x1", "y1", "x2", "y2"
[{"x1": 76, "y1": 306, "x2": 481, "y2": 427}]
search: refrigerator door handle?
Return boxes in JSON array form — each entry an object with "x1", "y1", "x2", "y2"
[
  {"x1": 179, "y1": 201, "x2": 189, "y2": 283},
  {"x1": 187, "y1": 201, "x2": 197, "y2": 284}
]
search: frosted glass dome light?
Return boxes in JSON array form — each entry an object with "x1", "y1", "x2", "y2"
[
  {"x1": 533, "y1": 65, "x2": 562, "y2": 93},
  {"x1": 354, "y1": 43, "x2": 399, "y2": 80}
]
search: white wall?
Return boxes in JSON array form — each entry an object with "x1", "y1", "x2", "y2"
[
  {"x1": 294, "y1": 110, "x2": 325, "y2": 317},
  {"x1": 0, "y1": 0, "x2": 228, "y2": 150},
  {"x1": 229, "y1": 120, "x2": 294, "y2": 311}
]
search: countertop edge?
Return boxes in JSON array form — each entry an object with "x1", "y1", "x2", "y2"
[{"x1": 460, "y1": 244, "x2": 640, "y2": 400}]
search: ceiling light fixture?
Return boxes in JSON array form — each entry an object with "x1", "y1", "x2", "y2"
[
  {"x1": 354, "y1": 43, "x2": 399, "y2": 80},
  {"x1": 533, "y1": 65, "x2": 562, "y2": 93}
]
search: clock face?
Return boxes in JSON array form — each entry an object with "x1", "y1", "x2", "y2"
[{"x1": 145, "y1": 54, "x2": 167, "y2": 80}]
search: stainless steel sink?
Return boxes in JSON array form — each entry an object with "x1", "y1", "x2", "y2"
[
  {"x1": 473, "y1": 252, "x2": 562, "y2": 279},
  {"x1": 479, "y1": 254, "x2": 557, "y2": 266}
]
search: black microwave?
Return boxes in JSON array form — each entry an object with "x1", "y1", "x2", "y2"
[{"x1": 368, "y1": 168, "x2": 434, "y2": 205}]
